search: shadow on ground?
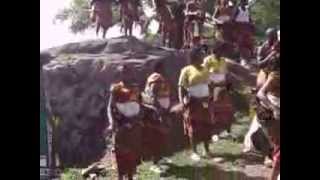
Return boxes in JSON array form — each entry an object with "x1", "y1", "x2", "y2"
[{"x1": 161, "y1": 163, "x2": 267, "y2": 180}]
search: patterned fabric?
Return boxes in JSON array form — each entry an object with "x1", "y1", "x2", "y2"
[
  {"x1": 141, "y1": 105, "x2": 170, "y2": 159},
  {"x1": 114, "y1": 123, "x2": 142, "y2": 176},
  {"x1": 183, "y1": 98, "x2": 213, "y2": 142}
]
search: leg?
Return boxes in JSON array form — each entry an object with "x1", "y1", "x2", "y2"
[
  {"x1": 96, "y1": 23, "x2": 100, "y2": 36},
  {"x1": 190, "y1": 137, "x2": 197, "y2": 154},
  {"x1": 103, "y1": 28, "x2": 107, "y2": 39},
  {"x1": 270, "y1": 162, "x2": 280, "y2": 180},
  {"x1": 189, "y1": 136, "x2": 201, "y2": 161},
  {"x1": 125, "y1": 26, "x2": 128, "y2": 37},
  {"x1": 129, "y1": 24, "x2": 133, "y2": 37},
  {"x1": 128, "y1": 173, "x2": 133, "y2": 180},
  {"x1": 204, "y1": 140, "x2": 210, "y2": 153},
  {"x1": 118, "y1": 174, "x2": 124, "y2": 180},
  {"x1": 203, "y1": 139, "x2": 213, "y2": 157},
  {"x1": 162, "y1": 32, "x2": 166, "y2": 47}
]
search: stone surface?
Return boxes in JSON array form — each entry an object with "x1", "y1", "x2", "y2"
[
  {"x1": 40, "y1": 36, "x2": 256, "y2": 167},
  {"x1": 40, "y1": 36, "x2": 188, "y2": 166}
]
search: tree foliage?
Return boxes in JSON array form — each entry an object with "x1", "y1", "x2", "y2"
[{"x1": 251, "y1": 0, "x2": 280, "y2": 36}]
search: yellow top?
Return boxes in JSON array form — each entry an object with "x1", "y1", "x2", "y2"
[
  {"x1": 202, "y1": 55, "x2": 227, "y2": 73},
  {"x1": 178, "y1": 65, "x2": 210, "y2": 88}
]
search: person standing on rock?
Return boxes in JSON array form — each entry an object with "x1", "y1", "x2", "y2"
[
  {"x1": 232, "y1": 0, "x2": 255, "y2": 68},
  {"x1": 183, "y1": 0, "x2": 205, "y2": 48},
  {"x1": 212, "y1": 0, "x2": 235, "y2": 44},
  {"x1": 257, "y1": 28, "x2": 280, "y2": 68},
  {"x1": 178, "y1": 45, "x2": 214, "y2": 161},
  {"x1": 90, "y1": 0, "x2": 113, "y2": 39},
  {"x1": 141, "y1": 61, "x2": 172, "y2": 173},
  {"x1": 107, "y1": 65, "x2": 143, "y2": 180}
]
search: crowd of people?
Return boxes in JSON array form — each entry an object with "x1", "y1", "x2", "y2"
[
  {"x1": 105, "y1": 27, "x2": 280, "y2": 179},
  {"x1": 88, "y1": 0, "x2": 280, "y2": 180}
]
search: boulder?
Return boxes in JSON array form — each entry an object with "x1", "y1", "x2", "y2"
[
  {"x1": 40, "y1": 36, "x2": 256, "y2": 166},
  {"x1": 40, "y1": 36, "x2": 188, "y2": 166}
]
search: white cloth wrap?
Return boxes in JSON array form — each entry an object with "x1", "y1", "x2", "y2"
[
  {"x1": 209, "y1": 73, "x2": 226, "y2": 84},
  {"x1": 267, "y1": 94, "x2": 280, "y2": 108},
  {"x1": 116, "y1": 101, "x2": 140, "y2": 118},
  {"x1": 187, "y1": 83, "x2": 209, "y2": 98},
  {"x1": 243, "y1": 115, "x2": 262, "y2": 152},
  {"x1": 217, "y1": 15, "x2": 230, "y2": 23},
  {"x1": 193, "y1": 22, "x2": 200, "y2": 37},
  {"x1": 235, "y1": 7, "x2": 250, "y2": 23},
  {"x1": 158, "y1": 97, "x2": 170, "y2": 109}
]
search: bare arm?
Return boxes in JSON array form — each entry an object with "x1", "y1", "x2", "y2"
[
  {"x1": 178, "y1": 86, "x2": 187, "y2": 105},
  {"x1": 107, "y1": 93, "x2": 115, "y2": 130},
  {"x1": 212, "y1": 7, "x2": 219, "y2": 19},
  {"x1": 257, "y1": 50, "x2": 278, "y2": 68},
  {"x1": 212, "y1": 7, "x2": 222, "y2": 23},
  {"x1": 150, "y1": 83, "x2": 161, "y2": 107},
  {"x1": 257, "y1": 75, "x2": 276, "y2": 110}
]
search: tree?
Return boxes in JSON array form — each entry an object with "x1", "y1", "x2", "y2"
[{"x1": 251, "y1": 0, "x2": 280, "y2": 37}]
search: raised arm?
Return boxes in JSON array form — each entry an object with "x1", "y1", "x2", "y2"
[
  {"x1": 257, "y1": 74, "x2": 277, "y2": 110},
  {"x1": 107, "y1": 93, "x2": 116, "y2": 130},
  {"x1": 178, "y1": 68, "x2": 188, "y2": 105}
]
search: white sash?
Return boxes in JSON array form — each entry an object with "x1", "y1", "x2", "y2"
[
  {"x1": 217, "y1": 15, "x2": 230, "y2": 23},
  {"x1": 158, "y1": 97, "x2": 170, "y2": 109},
  {"x1": 235, "y1": 7, "x2": 250, "y2": 23},
  {"x1": 267, "y1": 94, "x2": 280, "y2": 108},
  {"x1": 116, "y1": 101, "x2": 140, "y2": 118},
  {"x1": 243, "y1": 115, "x2": 261, "y2": 152},
  {"x1": 188, "y1": 83, "x2": 209, "y2": 98},
  {"x1": 193, "y1": 22, "x2": 200, "y2": 37},
  {"x1": 209, "y1": 73, "x2": 226, "y2": 84}
]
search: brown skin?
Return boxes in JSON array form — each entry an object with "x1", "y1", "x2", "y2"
[{"x1": 257, "y1": 74, "x2": 279, "y2": 112}]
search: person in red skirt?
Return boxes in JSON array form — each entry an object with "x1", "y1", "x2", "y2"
[
  {"x1": 232, "y1": 0, "x2": 255, "y2": 67},
  {"x1": 178, "y1": 45, "x2": 214, "y2": 161},
  {"x1": 203, "y1": 44, "x2": 235, "y2": 139},
  {"x1": 107, "y1": 66, "x2": 143, "y2": 180},
  {"x1": 141, "y1": 62, "x2": 172, "y2": 173}
]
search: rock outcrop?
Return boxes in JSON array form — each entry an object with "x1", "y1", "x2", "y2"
[
  {"x1": 40, "y1": 37, "x2": 188, "y2": 166},
  {"x1": 40, "y1": 36, "x2": 256, "y2": 166}
]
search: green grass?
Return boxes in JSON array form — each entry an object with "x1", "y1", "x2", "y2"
[
  {"x1": 61, "y1": 111, "x2": 253, "y2": 180},
  {"x1": 61, "y1": 169, "x2": 83, "y2": 180}
]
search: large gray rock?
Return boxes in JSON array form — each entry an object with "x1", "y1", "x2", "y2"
[
  {"x1": 40, "y1": 36, "x2": 256, "y2": 166},
  {"x1": 40, "y1": 36, "x2": 188, "y2": 166}
]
